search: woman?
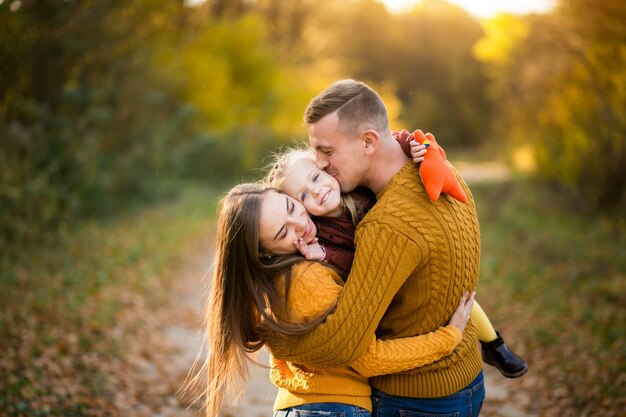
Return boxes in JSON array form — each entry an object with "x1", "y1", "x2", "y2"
[{"x1": 202, "y1": 183, "x2": 475, "y2": 417}]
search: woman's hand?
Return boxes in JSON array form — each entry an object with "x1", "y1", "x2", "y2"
[
  {"x1": 448, "y1": 291, "x2": 476, "y2": 334},
  {"x1": 294, "y1": 238, "x2": 326, "y2": 261}
]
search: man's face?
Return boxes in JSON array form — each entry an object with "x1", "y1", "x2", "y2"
[{"x1": 308, "y1": 111, "x2": 368, "y2": 193}]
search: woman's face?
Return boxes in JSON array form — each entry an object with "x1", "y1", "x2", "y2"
[
  {"x1": 280, "y1": 157, "x2": 343, "y2": 217},
  {"x1": 258, "y1": 190, "x2": 317, "y2": 255}
]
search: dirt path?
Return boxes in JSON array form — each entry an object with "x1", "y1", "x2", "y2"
[
  {"x1": 160, "y1": 259, "x2": 538, "y2": 417},
  {"x1": 143, "y1": 161, "x2": 537, "y2": 416}
]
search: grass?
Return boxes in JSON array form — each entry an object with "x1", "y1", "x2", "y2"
[
  {"x1": 472, "y1": 179, "x2": 626, "y2": 414},
  {"x1": 0, "y1": 183, "x2": 224, "y2": 416},
  {"x1": 2, "y1": 177, "x2": 624, "y2": 415}
]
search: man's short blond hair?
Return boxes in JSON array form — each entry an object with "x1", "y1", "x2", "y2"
[{"x1": 303, "y1": 79, "x2": 389, "y2": 135}]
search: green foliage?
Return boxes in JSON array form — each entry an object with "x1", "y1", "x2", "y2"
[
  {"x1": 475, "y1": 0, "x2": 626, "y2": 212},
  {"x1": 6, "y1": 0, "x2": 625, "y2": 413},
  {"x1": 324, "y1": 0, "x2": 492, "y2": 148},
  {"x1": 1, "y1": 0, "x2": 190, "y2": 245},
  {"x1": 474, "y1": 180, "x2": 626, "y2": 413},
  {"x1": 154, "y1": 13, "x2": 313, "y2": 176},
  {"x1": 159, "y1": 16, "x2": 278, "y2": 131},
  {"x1": 0, "y1": 185, "x2": 221, "y2": 416},
  {"x1": 0, "y1": 1, "x2": 313, "y2": 248}
]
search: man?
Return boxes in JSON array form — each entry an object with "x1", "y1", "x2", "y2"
[{"x1": 267, "y1": 79, "x2": 484, "y2": 416}]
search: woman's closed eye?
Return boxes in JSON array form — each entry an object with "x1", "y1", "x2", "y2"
[
  {"x1": 277, "y1": 198, "x2": 295, "y2": 240},
  {"x1": 300, "y1": 191, "x2": 309, "y2": 202}
]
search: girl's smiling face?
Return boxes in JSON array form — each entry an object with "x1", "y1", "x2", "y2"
[
  {"x1": 258, "y1": 190, "x2": 317, "y2": 255},
  {"x1": 280, "y1": 157, "x2": 343, "y2": 217}
]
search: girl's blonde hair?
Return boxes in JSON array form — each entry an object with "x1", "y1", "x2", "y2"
[{"x1": 265, "y1": 147, "x2": 360, "y2": 227}]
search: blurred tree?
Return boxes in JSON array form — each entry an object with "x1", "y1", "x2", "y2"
[
  {"x1": 331, "y1": 1, "x2": 397, "y2": 82},
  {"x1": 155, "y1": 13, "x2": 313, "y2": 177},
  {"x1": 397, "y1": 0, "x2": 491, "y2": 148},
  {"x1": 0, "y1": 0, "x2": 315, "y2": 248},
  {"x1": 323, "y1": 0, "x2": 491, "y2": 148},
  {"x1": 256, "y1": 0, "x2": 314, "y2": 61},
  {"x1": 205, "y1": 0, "x2": 248, "y2": 18},
  {"x1": 475, "y1": 0, "x2": 626, "y2": 212},
  {"x1": 0, "y1": 0, "x2": 173, "y2": 244}
]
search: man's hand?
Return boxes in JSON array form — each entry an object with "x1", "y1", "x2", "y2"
[{"x1": 448, "y1": 291, "x2": 476, "y2": 334}]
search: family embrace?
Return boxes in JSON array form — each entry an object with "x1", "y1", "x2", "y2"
[{"x1": 201, "y1": 80, "x2": 527, "y2": 417}]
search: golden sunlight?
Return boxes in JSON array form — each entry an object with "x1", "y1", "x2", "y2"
[{"x1": 381, "y1": 0, "x2": 556, "y2": 17}]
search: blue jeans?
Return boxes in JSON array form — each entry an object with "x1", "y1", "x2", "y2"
[
  {"x1": 274, "y1": 402, "x2": 371, "y2": 417},
  {"x1": 371, "y1": 371, "x2": 485, "y2": 417}
]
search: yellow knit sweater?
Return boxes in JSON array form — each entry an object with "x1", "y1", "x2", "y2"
[
  {"x1": 267, "y1": 161, "x2": 483, "y2": 398},
  {"x1": 270, "y1": 262, "x2": 463, "y2": 411}
]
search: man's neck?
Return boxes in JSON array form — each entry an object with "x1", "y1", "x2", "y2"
[{"x1": 364, "y1": 138, "x2": 410, "y2": 194}]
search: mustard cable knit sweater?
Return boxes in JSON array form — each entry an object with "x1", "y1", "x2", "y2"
[
  {"x1": 270, "y1": 262, "x2": 462, "y2": 411},
  {"x1": 267, "y1": 161, "x2": 483, "y2": 398}
]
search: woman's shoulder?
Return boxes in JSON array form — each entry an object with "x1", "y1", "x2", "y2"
[
  {"x1": 290, "y1": 261, "x2": 343, "y2": 288},
  {"x1": 274, "y1": 261, "x2": 341, "y2": 292},
  {"x1": 281, "y1": 261, "x2": 344, "y2": 323}
]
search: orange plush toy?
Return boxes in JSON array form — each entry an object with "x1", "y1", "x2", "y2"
[{"x1": 394, "y1": 129, "x2": 467, "y2": 203}]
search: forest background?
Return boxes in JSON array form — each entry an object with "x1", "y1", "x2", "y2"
[{"x1": 1, "y1": 0, "x2": 625, "y2": 416}]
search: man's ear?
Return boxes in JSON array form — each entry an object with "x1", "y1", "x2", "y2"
[{"x1": 362, "y1": 129, "x2": 380, "y2": 155}]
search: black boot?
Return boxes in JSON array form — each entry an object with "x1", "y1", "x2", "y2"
[{"x1": 481, "y1": 331, "x2": 528, "y2": 378}]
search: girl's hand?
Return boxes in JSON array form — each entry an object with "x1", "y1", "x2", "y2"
[
  {"x1": 448, "y1": 291, "x2": 476, "y2": 334},
  {"x1": 410, "y1": 140, "x2": 428, "y2": 163},
  {"x1": 294, "y1": 238, "x2": 326, "y2": 261}
]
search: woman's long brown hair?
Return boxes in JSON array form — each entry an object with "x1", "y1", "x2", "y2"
[{"x1": 195, "y1": 183, "x2": 335, "y2": 416}]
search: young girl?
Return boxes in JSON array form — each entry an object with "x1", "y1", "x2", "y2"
[
  {"x1": 203, "y1": 183, "x2": 476, "y2": 417},
  {"x1": 265, "y1": 141, "x2": 528, "y2": 379}
]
